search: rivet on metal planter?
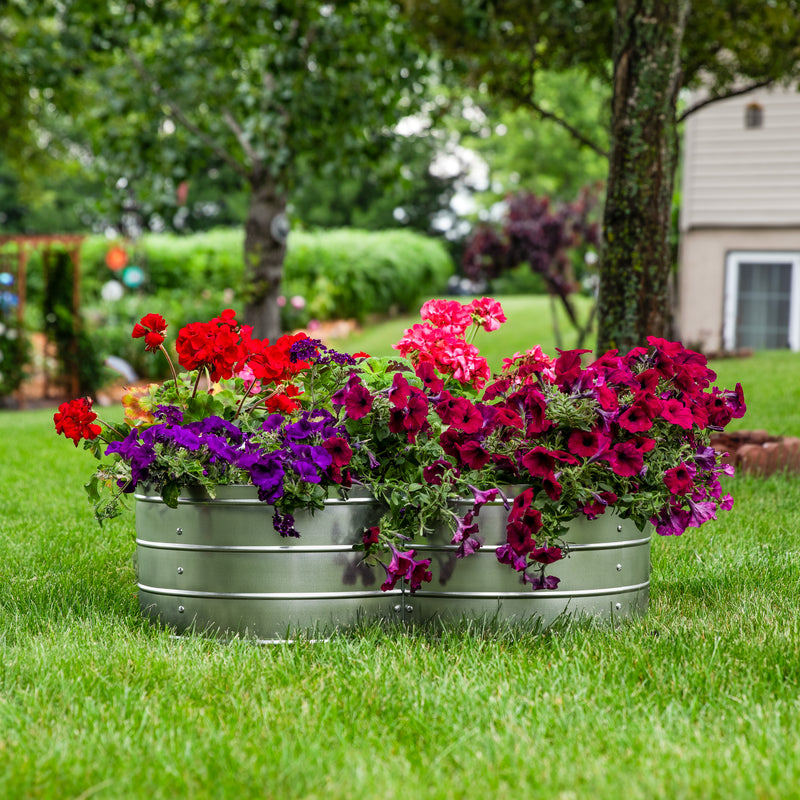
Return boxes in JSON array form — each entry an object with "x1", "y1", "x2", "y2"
[
  {"x1": 176, "y1": 527, "x2": 183, "y2": 536},
  {"x1": 177, "y1": 567, "x2": 184, "y2": 575},
  {"x1": 615, "y1": 603, "x2": 622, "y2": 611},
  {"x1": 617, "y1": 525, "x2": 623, "y2": 532},
  {"x1": 616, "y1": 564, "x2": 623, "y2": 571},
  {"x1": 178, "y1": 605, "x2": 185, "y2": 614}
]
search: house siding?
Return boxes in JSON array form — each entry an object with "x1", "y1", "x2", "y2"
[{"x1": 680, "y1": 85, "x2": 800, "y2": 230}]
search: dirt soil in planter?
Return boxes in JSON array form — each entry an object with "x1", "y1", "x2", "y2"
[{"x1": 711, "y1": 430, "x2": 800, "y2": 476}]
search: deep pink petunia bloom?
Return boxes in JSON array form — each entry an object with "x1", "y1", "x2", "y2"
[
  {"x1": 664, "y1": 462, "x2": 696, "y2": 495},
  {"x1": 423, "y1": 459, "x2": 455, "y2": 486},
  {"x1": 388, "y1": 372, "x2": 412, "y2": 408},
  {"x1": 415, "y1": 361, "x2": 445, "y2": 395},
  {"x1": 568, "y1": 428, "x2": 610, "y2": 458},
  {"x1": 323, "y1": 437, "x2": 352, "y2": 467},
  {"x1": 519, "y1": 446, "x2": 557, "y2": 478},
  {"x1": 529, "y1": 544, "x2": 563, "y2": 565},
  {"x1": 496, "y1": 543, "x2": 528, "y2": 572},
  {"x1": 458, "y1": 440, "x2": 491, "y2": 470},
  {"x1": 524, "y1": 573, "x2": 561, "y2": 590},
  {"x1": 506, "y1": 520, "x2": 537, "y2": 555},
  {"x1": 342, "y1": 382, "x2": 373, "y2": 420},
  {"x1": 661, "y1": 398, "x2": 695, "y2": 430},
  {"x1": 581, "y1": 490, "x2": 618, "y2": 519},
  {"x1": 603, "y1": 442, "x2": 644, "y2": 477}
]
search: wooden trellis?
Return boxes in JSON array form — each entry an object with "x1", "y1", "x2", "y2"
[{"x1": 0, "y1": 234, "x2": 85, "y2": 404}]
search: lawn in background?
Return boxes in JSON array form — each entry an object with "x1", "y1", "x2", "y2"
[{"x1": 2, "y1": 302, "x2": 800, "y2": 799}]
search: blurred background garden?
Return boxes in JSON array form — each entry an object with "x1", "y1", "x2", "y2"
[
  {"x1": 0, "y1": 1, "x2": 675, "y2": 406},
  {"x1": 4, "y1": 2, "x2": 800, "y2": 409}
]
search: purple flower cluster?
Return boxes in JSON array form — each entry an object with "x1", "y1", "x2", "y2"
[
  {"x1": 106, "y1": 409, "x2": 246, "y2": 488},
  {"x1": 289, "y1": 338, "x2": 356, "y2": 367},
  {"x1": 106, "y1": 406, "x2": 354, "y2": 538}
]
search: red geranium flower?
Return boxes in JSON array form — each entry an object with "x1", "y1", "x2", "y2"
[
  {"x1": 175, "y1": 310, "x2": 246, "y2": 381},
  {"x1": 132, "y1": 313, "x2": 167, "y2": 352},
  {"x1": 53, "y1": 397, "x2": 102, "y2": 447}
]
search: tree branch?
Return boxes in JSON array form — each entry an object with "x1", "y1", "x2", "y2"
[
  {"x1": 678, "y1": 79, "x2": 775, "y2": 123},
  {"x1": 125, "y1": 48, "x2": 250, "y2": 179},
  {"x1": 525, "y1": 99, "x2": 609, "y2": 158},
  {"x1": 221, "y1": 107, "x2": 263, "y2": 170}
]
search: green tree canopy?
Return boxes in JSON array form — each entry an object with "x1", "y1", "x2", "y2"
[{"x1": 26, "y1": 0, "x2": 431, "y2": 340}]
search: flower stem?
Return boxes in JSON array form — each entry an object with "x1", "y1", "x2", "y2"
[
  {"x1": 190, "y1": 368, "x2": 204, "y2": 400},
  {"x1": 159, "y1": 344, "x2": 186, "y2": 409},
  {"x1": 233, "y1": 378, "x2": 259, "y2": 420}
]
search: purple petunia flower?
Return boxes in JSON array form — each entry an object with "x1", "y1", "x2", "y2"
[{"x1": 153, "y1": 405, "x2": 184, "y2": 425}]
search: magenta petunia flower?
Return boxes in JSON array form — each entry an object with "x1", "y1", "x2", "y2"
[
  {"x1": 603, "y1": 441, "x2": 644, "y2": 477},
  {"x1": 323, "y1": 436, "x2": 352, "y2": 467},
  {"x1": 568, "y1": 428, "x2": 610, "y2": 458},
  {"x1": 661, "y1": 398, "x2": 695, "y2": 430},
  {"x1": 342, "y1": 382, "x2": 373, "y2": 420},
  {"x1": 415, "y1": 361, "x2": 445, "y2": 395},
  {"x1": 664, "y1": 462, "x2": 695, "y2": 495},
  {"x1": 496, "y1": 543, "x2": 528, "y2": 572},
  {"x1": 458, "y1": 440, "x2": 490, "y2": 470},
  {"x1": 388, "y1": 372, "x2": 411, "y2": 409}
]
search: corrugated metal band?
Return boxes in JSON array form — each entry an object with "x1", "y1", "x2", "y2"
[
  {"x1": 137, "y1": 580, "x2": 649, "y2": 601},
  {"x1": 133, "y1": 491, "x2": 376, "y2": 506},
  {"x1": 135, "y1": 536, "x2": 651, "y2": 554}
]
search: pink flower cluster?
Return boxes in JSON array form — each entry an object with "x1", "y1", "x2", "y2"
[{"x1": 394, "y1": 297, "x2": 507, "y2": 389}]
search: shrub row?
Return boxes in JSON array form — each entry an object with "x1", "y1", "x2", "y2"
[
  {"x1": 78, "y1": 227, "x2": 454, "y2": 384},
  {"x1": 81, "y1": 227, "x2": 453, "y2": 323}
]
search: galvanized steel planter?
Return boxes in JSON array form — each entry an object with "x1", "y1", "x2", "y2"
[{"x1": 135, "y1": 486, "x2": 651, "y2": 641}]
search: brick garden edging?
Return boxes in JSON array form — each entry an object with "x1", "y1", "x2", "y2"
[{"x1": 711, "y1": 430, "x2": 800, "y2": 476}]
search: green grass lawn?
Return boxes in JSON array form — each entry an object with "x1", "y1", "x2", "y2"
[{"x1": 3, "y1": 304, "x2": 800, "y2": 799}]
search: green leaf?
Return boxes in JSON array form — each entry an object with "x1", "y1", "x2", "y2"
[{"x1": 161, "y1": 482, "x2": 181, "y2": 509}]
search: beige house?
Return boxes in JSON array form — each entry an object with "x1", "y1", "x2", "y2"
[{"x1": 678, "y1": 84, "x2": 800, "y2": 351}]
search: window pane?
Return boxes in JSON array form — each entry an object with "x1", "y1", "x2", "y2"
[{"x1": 735, "y1": 262, "x2": 792, "y2": 349}]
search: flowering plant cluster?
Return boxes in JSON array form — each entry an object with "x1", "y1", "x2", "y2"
[{"x1": 55, "y1": 298, "x2": 745, "y2": 593}]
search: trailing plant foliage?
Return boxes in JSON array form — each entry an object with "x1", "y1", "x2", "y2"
[{"x1": 55, "y1": 299, "x2": 745, "y2": 592}]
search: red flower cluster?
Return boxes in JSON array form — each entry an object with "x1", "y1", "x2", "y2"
[
  {"x1": 54, "y1": 397, "x2": 102, "y2": 447},
  {"x1": 175, "y1": 309, "x2": 247, "y2": 382},
  {"x1": 243, "y1": 330, "x2": 310, "y2": 385},
  {"x1": 132, "y1": 313, "x2": 167, "y2": 352},
  {"x1": 419, "y1": 332, "x2": 746, "y2": 580}
]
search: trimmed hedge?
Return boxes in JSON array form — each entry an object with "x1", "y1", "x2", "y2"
[
  {"x1": 80, "y1": 227, "x2": 453, "y2": 323},
  {"x1": 78, "y1": 227, "x2": 454, "y2": 382},
  {"x1": 282, "y1": 229, "x2": 453, "y2": 322}
]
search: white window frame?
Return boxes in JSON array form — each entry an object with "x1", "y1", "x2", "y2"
[{"x1": 723, "y1": 251, "x2": 800, "y2": 351}]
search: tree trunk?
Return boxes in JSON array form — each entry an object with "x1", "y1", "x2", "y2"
[
  {"x1": 243, "y1": 169, "x2": 287, "y2": 343},
  {"x1": 596, "y1": 0, "x2": 690, "y2": 354}
]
